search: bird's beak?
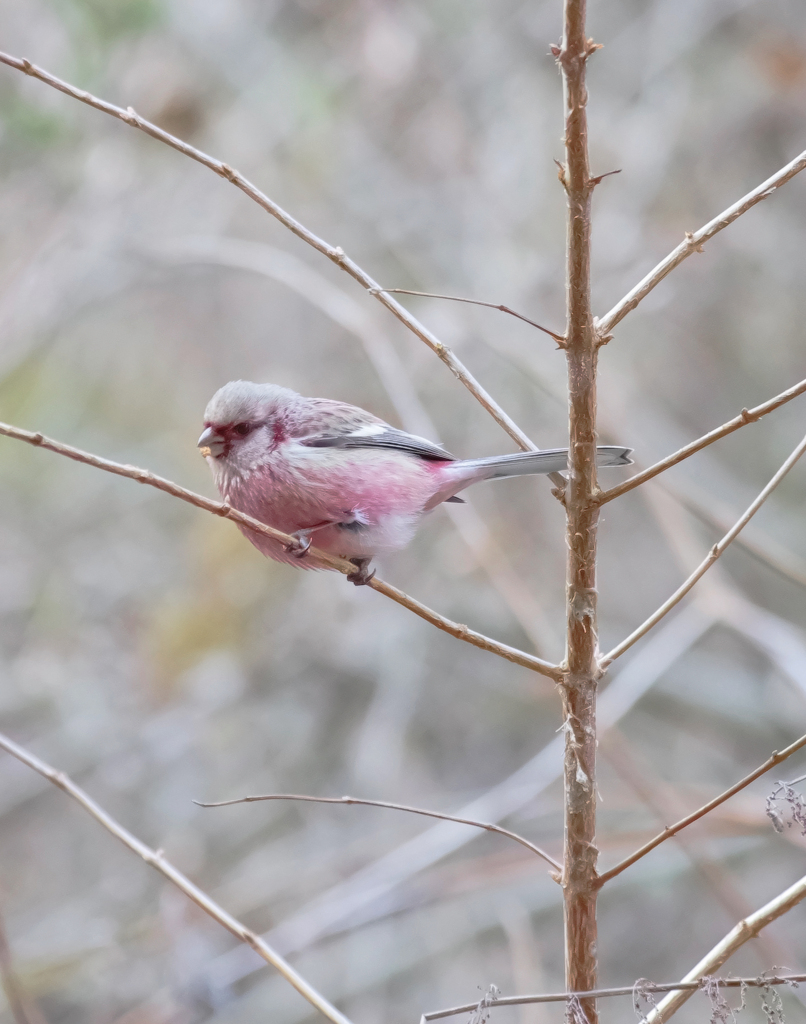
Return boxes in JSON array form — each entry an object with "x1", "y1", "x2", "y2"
[{"x1": 197, "y1": 426, "x2": 225, "y2": 458}]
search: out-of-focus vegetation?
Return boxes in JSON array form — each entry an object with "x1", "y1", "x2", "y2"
[{"x1": 1, "y1": 0, "x2": 806, "y2": 1022}]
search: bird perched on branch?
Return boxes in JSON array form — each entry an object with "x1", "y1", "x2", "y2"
[{"x1": 198, "y1": 380, "x2": 632, "y2": 584}]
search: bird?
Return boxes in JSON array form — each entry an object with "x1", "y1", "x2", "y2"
[{"x1": 198, "y1": 380, "x2": 632, "y2": 584}]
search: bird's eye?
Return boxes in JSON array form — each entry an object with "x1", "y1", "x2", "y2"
[{"x1": 233, "y1": 422, "x2": 252, "y2": 437}]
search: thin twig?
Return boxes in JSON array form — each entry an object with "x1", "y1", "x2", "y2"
[
  {"x1": 372, "y1": 288, "x2": 567, "y2": 345},
  {"x1": 419, "y1": 974, "x2": 806, "y2": 1022},
  {"x1": 0, "y1": 731, "x2": 354, "y2": 1024},
  {"x1": 0, "y1": 421, "x2": 562, "y2": 680},
  {"x1": 601, "y1": 431, "x2": 806, "y2": 667},
  {"x1": 598, "y1": 376, "x2": 806, "y2": 504},
  {"x1": 194, "y1": 792, "x2": 563, "y2": 873},
  {"x1": 644, "y1": 878, "x2": 806, "y2": 1024},
  {"x1": 597, "y1": 729, "x2": 806, "y2": 882},
  {"x1": 0, "y1": 51, "x2": 538, "y2": 459},
  {"x1": 597, "y1": 147, "x2": 806, "y2": 336}
]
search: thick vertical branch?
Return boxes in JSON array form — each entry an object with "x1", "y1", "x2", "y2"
[{"x1": 557, "y1": 1, "x2": 600, "y2": 1020}]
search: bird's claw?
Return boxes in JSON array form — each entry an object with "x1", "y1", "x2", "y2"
[
  {"x1": 284, "y1": 532, "x2": 312, "y2": 558},
  {"x1": 346, "y1": 557, "x2": 375, "y2": 586}
]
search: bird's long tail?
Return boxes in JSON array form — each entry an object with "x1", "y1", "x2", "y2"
[
  {"x1": 426, "y1": 445, "x2": 632, "y2": 509},
  {"x1": 455, "y1": 445, "x2": 633, "y2": 480}
]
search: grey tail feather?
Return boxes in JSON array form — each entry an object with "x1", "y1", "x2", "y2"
[{"x1": 456, "y1": 445, "x2": 633, "y2": 480}]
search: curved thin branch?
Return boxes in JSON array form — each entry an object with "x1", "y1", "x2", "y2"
[
  {"x1": 601, "y1": 431, "x2": 806, "y2": 667},
  {"x1": 0, "y1": 50, "x2": 536, "y2": 456},
  {"x1": 645, "y1": 878, "x2": 806, "y2": 1024},
  {"x1": 372, "y1": 288, "x2": 567, "y2": 345},
  {"x1": 598, "y1": 376, "x2": 806, "y2": 504},
  {"x1": 0, "y1": 421, "x2": 562, "y2": 680},
  {"x1": 597, "y1": 147, "x2": 806, "y2": 336},
  {"x1": 194, "y1": 792, "x2": 562, "y2": 873},
  {"x1": 420, "y1": 974, "x2": 806, "y2": 1022},
  {"x1": 597, "y1": 731, "x2": 806, "y2": 885},
  {"x1": 0, "y1": 732, "x2": 354, "y2": 1024}
]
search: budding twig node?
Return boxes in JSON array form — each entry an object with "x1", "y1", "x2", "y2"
[{"x1": 125, "y1": 106, "x2": 139, "y2": 126}]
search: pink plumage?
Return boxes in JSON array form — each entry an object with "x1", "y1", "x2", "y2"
[{"x1": 199, "y1": 381, "x2": 632, "y2": 583}]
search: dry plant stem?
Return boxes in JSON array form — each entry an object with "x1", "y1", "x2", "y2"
[
  {"x1": 0, "y1": 51, "x2": 535, "y2": 459},
  {"x1": 0, "y1": 421, "x2": 561, "y2": 679},
  {"x1": 0, "y1": 732, "x2": 354, "y2": 1024},
  {"x1": 645, "y1": 876, "x2": 806, "y2": 1024},
  {"x1": 195, "y1": 793, "x2": 562, "y2": 872},
  {"x1": 375, "y1": 288, "x2": 567, "y2": 344},
  {"x1": 597, "y1": 146, "x2": 806, "y2": 336},
  {"x1": 558, "y1": 1, "x2": 600, "y2": 1014},
  {"x1": 599, "y1": 375, "x2": 806, "y2": 504},
  {"x1": 601, "y1": 430, "x2": 806, "y2": 667},
  {"x1": 419, "y1": 974, "x2": 806, "y2": 1022},
  {"x1": 598, "y1": 730, "x2": 806, "y2": 884}
]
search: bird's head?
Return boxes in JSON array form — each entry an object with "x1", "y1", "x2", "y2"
[{"x1": 198, "y1": 380, "x2": 298, "y2": 473}]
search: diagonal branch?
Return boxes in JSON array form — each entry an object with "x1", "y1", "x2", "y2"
[
  {"x1": 597, "y1": 147, "x2": 806, "y2": 336},
  {"x1": 194, "y1": 791, "x2": 562, "y2": 872},
  {"x1": 598, "y1": 376, "x2": 806, "y2": 504},
  {"x1": 601, "y1": 431, "x2": 806, "y2": 667},
  {"x1": 597, "y1": 730, "x2": 806, "y2": 885},
  {"x1": 0, "y1": 731, "x2": 355, "y2": 1024},
  {"x1": 0, "y1": 50, "x2": 537, "y2": 457},
  {"x1": 644, "y1": 876, "x2": 806, "y2": 1024},
  {"x1": 0, "y1": 421, "x2": 562, "y2": 680}
]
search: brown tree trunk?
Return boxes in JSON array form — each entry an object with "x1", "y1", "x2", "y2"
[{"x1": 558, "y1": 0, "x2": 600, "y2": 1019}]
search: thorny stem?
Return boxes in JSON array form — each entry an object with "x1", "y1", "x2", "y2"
[{"x1": 557, "y1": 1, "x2": 600, "y2": 1017}]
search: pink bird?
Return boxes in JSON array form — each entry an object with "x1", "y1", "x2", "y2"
[{"x1": 198, "y1": 381, "x2": 632, "y2": 584}]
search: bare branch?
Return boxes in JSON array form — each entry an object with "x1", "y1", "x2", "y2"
[
  {"x1": 597, "y1": 731, "x2": 806, "y2": 884},
  {"x1": 194, "y1": 791, "x2": 562, "y2": 873},
  {"x1": 0, "y1": 51, "x2": 537, "y2": 457},
  {"x1": 0, "y1": 731, "x2": 354, "y2": 1024},
  {"x1": 0, "y1": 420, "x2": 562, "y2": 680},
  {"x1": 644, "y1": 877, "x2": 806, "y2": 1024},
  {"x1": 598, "y1": 376, "x2": 806, "y2": 504},
  {"x1": 597, "y1": 147, "x2": 806, "y2": 336},
  {"x1": 601, "y1": 431, "x2": 806, "y2": 667},
  {"x1": 419, "y1": 974, "x2": 806, "y2": 1022},
  {"x1": 372, "y1": 288, "x2": 567, "y2": 345}
]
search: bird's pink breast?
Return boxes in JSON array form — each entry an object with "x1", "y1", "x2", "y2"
[{"x1": 221, "y1": 447, "x2": 450, "y2": 563}]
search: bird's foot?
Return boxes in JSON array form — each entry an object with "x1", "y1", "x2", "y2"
[
  {"x1": 346, "y1": 557, "x2": 375, "y2": 586},
  {"x1": 284, "y1": 531, "x2": 312, "y2": 558}
]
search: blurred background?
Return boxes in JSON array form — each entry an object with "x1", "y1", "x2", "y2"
[{"x1": 1, "y1": 0, "x2": 806, "y2": 1021}]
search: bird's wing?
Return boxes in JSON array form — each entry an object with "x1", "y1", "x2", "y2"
[
  {"x1": 288, "y1": 398, "x2": 455, "y2": 462},
  {"x1": 298, "y1": 424, "x2": 455, "y2": 462}
]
